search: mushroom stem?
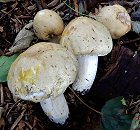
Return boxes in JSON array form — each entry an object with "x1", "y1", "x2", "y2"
[
  {"x1": 72, "y1": 55, "x2": 98, "y2": 94},
  {"x1": 40, "y1": 94, "x2": 69, "y2": 124}
]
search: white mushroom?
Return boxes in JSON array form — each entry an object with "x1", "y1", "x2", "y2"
[
  {"x1": 60, "y1": 17, "x2": 113, "y2": 94},
  {"x1": 33, "y1": 9, "x2": 64, "y2": 40},
  {"x1": 95, "y1": 4, "x2": 131, "y2": 39},
  {"x1": 7, "y1": 42, "x2": 78, "y2": 124}
]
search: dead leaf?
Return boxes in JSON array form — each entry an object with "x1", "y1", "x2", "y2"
[
  {"x1": 9, "y1": 22, "x2": 34, "y2": 53},
  {"x1": 131, "y1": 21, "x2": 140, "y2": 34}
]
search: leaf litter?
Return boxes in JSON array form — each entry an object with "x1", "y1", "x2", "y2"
[{"x1": 9, "y1": 22, "x2": 34, "y2": 53}]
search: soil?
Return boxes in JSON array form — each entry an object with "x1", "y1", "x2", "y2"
[{"x1": 0, "y1": 0, "x2": 139, "y2": 130}]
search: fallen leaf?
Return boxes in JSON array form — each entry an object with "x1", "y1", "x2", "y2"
[
  {"x1": 9, "y1": 22, "x2": 34, "y2": 53},
  {"x1": 0, "y1": 53, "x2": 19, "y2": 82},
  {"x1": 131, "y1": 21, "x2": 140, "y2": 34},
  {"x1": 100, "y1": 97, "x2": 134, "y2": 130}
]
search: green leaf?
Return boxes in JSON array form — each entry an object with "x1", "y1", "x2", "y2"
[
  {"x1": 0, "y1": 54, "x2": 19, "y2": 82},
  {"x1": 100, "y1": 97, "x2": 134, "y2": 130}
]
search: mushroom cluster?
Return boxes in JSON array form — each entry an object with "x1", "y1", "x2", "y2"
[
  {"x1": 8, "y1": 5, "x2": 130, "y2": 124},
  {"x1": 95, "y1": 4, "x2": 131, "y2": 39},
  {"x1": 7, "y1": 42, "x2": 78, "y2": 124}
]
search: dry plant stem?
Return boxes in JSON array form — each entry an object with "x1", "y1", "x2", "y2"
[
  {"x1": 53, "y1": 2, "x2": 65, "y2": 11},
  {"x1": 33, "y1": 116, "x2": 37, "y2": 127},
  {"x1": 6, "y1": 99, "x2": 22, "y2": 117},
  {"x1": 68, "y1": 87, "x2": 103, "y2": 115},
  {"x1": 33, "y1": 0, "x2": 43, "y2": 10},
  {"x1": 24, "y1": 0, "x2": 29, "y2": 7},
  {"x1": 22, "y1": 3, "x2": 31, "y2": 15},
  {"x1": 24, "y1": 121, "x2": 33, "y2": 130},
  {"x1": 0, "y1": 2, "x2": 18, "y2": 20},
  {"x1": 40, "y1": 0, "x2": 47, "y2": 8},
  {"x1": 120, "y1": 37, "x2": 140, "y2": 44},
  {"x1": 10, "y1": 109, "x2": 26, "y2": 130},
  {"x1": 64, "y1": 0, "x2": 95, "y2": 18},
  {"x1": 47, "y1": 0, "x2": 59, "y2": 8},
  {"x1": 73, "y1": 0, "x2": 79, "y2": 16},
  {"x1": 0, "y1": 84, "x2": 4, "y2": 104}
]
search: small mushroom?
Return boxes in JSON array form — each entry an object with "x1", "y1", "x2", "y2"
[
  {"x1": 95, "y1": 4, "x2": 131, "y2": 39},
  {"x1": 33, "y1": 9, "x2": 64, "y2": 40},
  {"x1": 60, "y1": 16, "x2": 113, "y2": 94},
  {"x1": 7, "y1": 42, "x2": 78, "y2": 124}
]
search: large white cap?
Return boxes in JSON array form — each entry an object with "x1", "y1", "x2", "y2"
[
  {"x1": 33, "y1": 9, "x2": 64, "y2": 40},
  {"x1": 7, "y1": 42, "x2": 78, "y2": 102},
  {"x1": 96, "y1": 4, "x2": 131, "y2": 39},
  {"x1": 60, "y1": 16, "x2": 113, "y2": 56}
]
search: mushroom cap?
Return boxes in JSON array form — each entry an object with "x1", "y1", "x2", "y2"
[
  {"x1": 33, "y1": 9, "x2": 64, "y2": 40},
  {"x1": 96, "y1": 4, "x2": 131, "y2": 39},
  {"x1": 60, "y1": 16, "x2": 113, "y2": 56},
  {"x1": 7, "y1": 42, "x2": 78, "y2": 102}
]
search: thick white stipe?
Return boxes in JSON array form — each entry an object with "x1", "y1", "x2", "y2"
[
  {"x1": 40, "y1": 94, "x2": 69, "y2": 124},
  {"x1": 72, "y1": 55, "x2": 98, "y2": 94}
]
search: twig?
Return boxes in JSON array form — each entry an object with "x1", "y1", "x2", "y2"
[
  {"x1": 63, "y1": 0, "x2": 95, "y2": 19},
  {"x1": 120, "y1": 37, "x2": 140, "y2": 44},
  {"x1": 33, "y1": 116, "x2": 37, "y2": 127},
  {"x1": 40, "y1": 0, "x2": 46, "y2": 8},
  {"x1": 6, "y1": 99, "x2": 22, "y2": 117},
  {"x1": 21, "y1": 3, "x2": 31, "y2": 15},
  {"x1": 24, "y1": 121, "x2": 33, "y2": 130},
  {"x1": 0, "y1": 1, "x2": 18, "y2": 20},
  {"x1": 17, "y1": 15, "x2": 31, "y2": 19},
  {"x1": 130, "y1": 100, "x2": 140, "y2": 106},
  {"x1": 10, "y1": 109, "x2": 26, "y2": 130},
  {"x1": 73, "y1": 0, "x2": 78, "y2": 16},
  {"x1": 53, "y1": 2, "x2": 65, "y2": 11},
  {"x1": 33, "y1": 0, "x2": 43, "y2": 10},
  {"x1": 0, "y1": 84, "x2": 4, "y2": 104},
  {"x1": 68, "y1": 87, "x2": 103, "y2": 115},
  {"x1": 47, "y1": 0, "x2": 59, "y2": 8}
]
